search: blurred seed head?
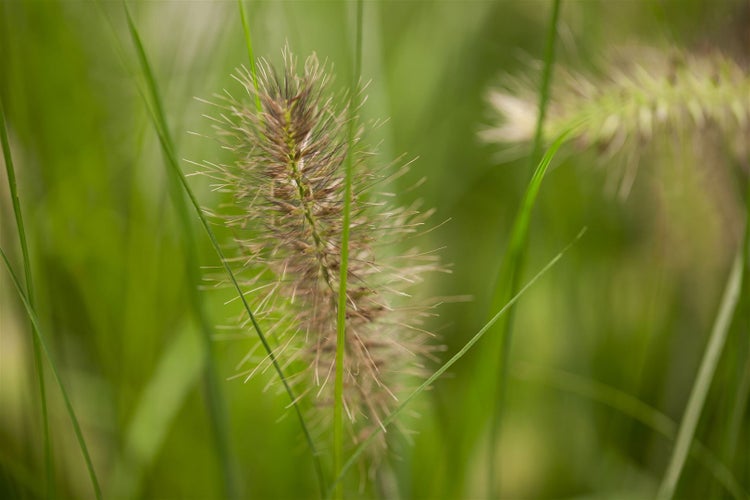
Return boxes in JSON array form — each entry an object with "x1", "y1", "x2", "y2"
[{"x1": 482, "y1": 46, "x2": 750, "y2": 194}]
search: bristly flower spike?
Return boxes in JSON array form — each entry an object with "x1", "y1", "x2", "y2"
[{"x1": 202, "y1": 48, "x2": 441, "y2": 459}]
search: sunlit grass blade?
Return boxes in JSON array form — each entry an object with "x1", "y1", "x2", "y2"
[
  {"x1": 0, "y1": 248, "x2": 102, "y2": 500},
  {"x1": 334, "y1": 0, "x2": 363, "y2": 498},
  {"x1": 325, "y1": 228, "x2": 587, "y2": 499},
  {"x1": 122, "y1": 4, "x2": 326, "y2": 495},
  {"x1": 110, "y1": 327, "x2": 203, "y2": 499},
  {"x1": 657, "y1": 249, "x2": 744, "y2": 500},
  {"x1": 0, "y1": 97, "x2": 54, "y2": 498},
  {"x1": 514, "y1": 363, "x2": 747, "y2": 499},
  {"x1": 486, "y1": 2, "x2": 562, "y2": 492},
  {"x1": 486, "y1": 124, "x2": 574, "y2": 392}
]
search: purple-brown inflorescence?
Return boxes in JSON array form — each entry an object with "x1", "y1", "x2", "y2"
[{"x1": 203, "y1": 50, "x2": 441, "y2": 456}]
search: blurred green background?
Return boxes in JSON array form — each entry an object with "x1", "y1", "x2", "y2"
[{"x1": 1, "y1": 0, "x2": 749, "y2": 498}]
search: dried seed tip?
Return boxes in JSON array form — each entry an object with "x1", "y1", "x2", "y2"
[
  {"x1": 482, "y1": 46, "x2": 750, "y2": 155},
  {"x1": 204, "y1": 50, "x2": 442, "y2": 457}
]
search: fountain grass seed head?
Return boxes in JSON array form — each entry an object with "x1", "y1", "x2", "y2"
[{"x1": 202, "y1": 49, "x2": 442, "y2": 456}]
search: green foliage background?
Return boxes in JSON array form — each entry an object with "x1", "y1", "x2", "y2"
[{"x1": 1, "y1": 0, "x2": 748, "y2": 498}]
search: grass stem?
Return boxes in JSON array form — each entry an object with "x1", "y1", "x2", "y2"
[
  {"x1": 0, "y1": 248, "x2": 102, "y2": 500},
  {"x1": 333, "y1": 1, "x2": 363, "y2": 498},
  {"x1": 487, "y1": 1, "x2": 561, "y2": 495},
  {"x1": 0, "y1": 96, "x2": 54, "y2": 499},
  {"x1": 656, "y1": 248, "x2": 744, "y2": 499},
  {"x1": 237, "y1": 0, "x2": 262, "y2": 114}
]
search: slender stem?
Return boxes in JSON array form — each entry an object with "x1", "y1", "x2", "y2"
[
  {"x1": 487, "y1": 1, "x2": 561, "y2": 496},
  {"x1": 334, "y1": 1, "x2": 363, "y2": 497},
  {"x1": 0, "y1": 249, "x2": 102, "y2": 500},
  {"x1": 657, "y1": 166, "x2": 750, "y2": 499},
  {"x1": 237, "y1": 0, "x2": 262, "y2": 113},
  {"x1": 656, "y1": 251, "x2": 744, "y2": 499},
  {"x1": 713, "y1": 170, "x2": 750, "y2": 498},
  {"x1": 529, "y1": 0, "x2": 561, "y2": 165},
  {"x1": 0, "y1": 96, "x2": 54, "y2": 498}
]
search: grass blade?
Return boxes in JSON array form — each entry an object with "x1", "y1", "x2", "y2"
[
  {"x1": 657, "y1": 250, "x2": 744, "y2": 499},
  {"x1": 122, "y1": 4, "x2": 325, "y2": 495},
  {"x1": 0, "y1": 96, "x2": 54, "y2": 498},
  {"x1": 110, "y1": 327, "x2": 204, "y2": 499},
  {"x1": 657, "y1": 165, "x2": 750, "y2": 499},
  {"x1": 486, "y1": 2, "x2": 562, "y2": 493},
  {"x1": 334, "y1": 0, "x2": 363, "y2": 498},
  {"x1": 325, "y1": 228, "x2": 587, "y2": 498},
  {"x1": 528, "y1": 0, "x2": 562, "y2": 165},
  {"x1": 237, "y1": 0, "x2": 262, "y2": 113},
  {"x1": 0, "y1": 248, "x2": 102, "y2": 500}
]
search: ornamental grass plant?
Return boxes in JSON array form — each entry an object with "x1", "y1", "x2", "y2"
[{"x1": 1, "y1": 1, "x2": 749, "y2": 499}]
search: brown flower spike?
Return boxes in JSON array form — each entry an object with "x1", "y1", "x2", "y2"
[{"x1": 204, "y1": 51, "x2": 440, "y2": 454}]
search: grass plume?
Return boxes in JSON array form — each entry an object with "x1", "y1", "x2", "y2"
[{"x1": 202, "y1": 50, "x2": 441, "y2": 467}]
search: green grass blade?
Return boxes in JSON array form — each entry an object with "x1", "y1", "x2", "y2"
[
  {"x1": 726, "y1": 162, "x2": 750, "y2": 470},
  {"x1": 0, "y1": 94, "x2": 35, "y2": 347},
  {"x1": 515, "y1": 364, "x2": 747, "y2": 499},
  {"x1": 237, "y1": 0, "x2": 262, "y2": 113},
  {"x1": 0, "y1": 96, "x2": 54, "y2": 498},
  {"x1": 487, "y1": 127, "x2": 574, "y2": 320},
  {"x1": 121, "y1": 6, "x2": 241, "y2": 499},
  {"x1": 657, "y1": 250, "x2": 744, "y2": 500},
  {"x1": 0, "y1": 248, "x2": 102, "y2": 500},
  {"x1": 334, "y1": 1, "x2": 363, "y2": 498},
  {"x1": 325, "y1": 228, "x2": 587, "y2": 499},
  {"x1": 122, "y1": 5, "x2": 325, "y2": 495},
  {"x1": 487, "y1": 2, "x2": 562, "y2": 492},
  {"x1": 529, "y1": 0, "x2": 562, "y2": 165},
  {"x1": 716, "y1": 164, "x2": 750, "y2": 491}
]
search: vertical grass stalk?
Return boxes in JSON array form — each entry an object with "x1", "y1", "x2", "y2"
[
  {"x1": 656, "y1": 172, "x2": 750, "y2": 500},
  {"x1": 487, "y1": 1, "x2": 561, "y2": 495},
  {"x1": 0, "y1": 98, "x2": 54, "y2": 498},
  {"x1": 237, "y1": 3, "x2": 328, "y2": 496},
  {"x1": 334, "y1": 1, "x2": 363, "y2": 498},
  {"x1": 656, "y1": 250, "x2": 744, "y2": 499},
  {"x1": 0, "y1": 249, "x2": 102, "y2": 500},
  {"x1": 237, "y1": 0, "x2": 262, "y2": 113}
]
